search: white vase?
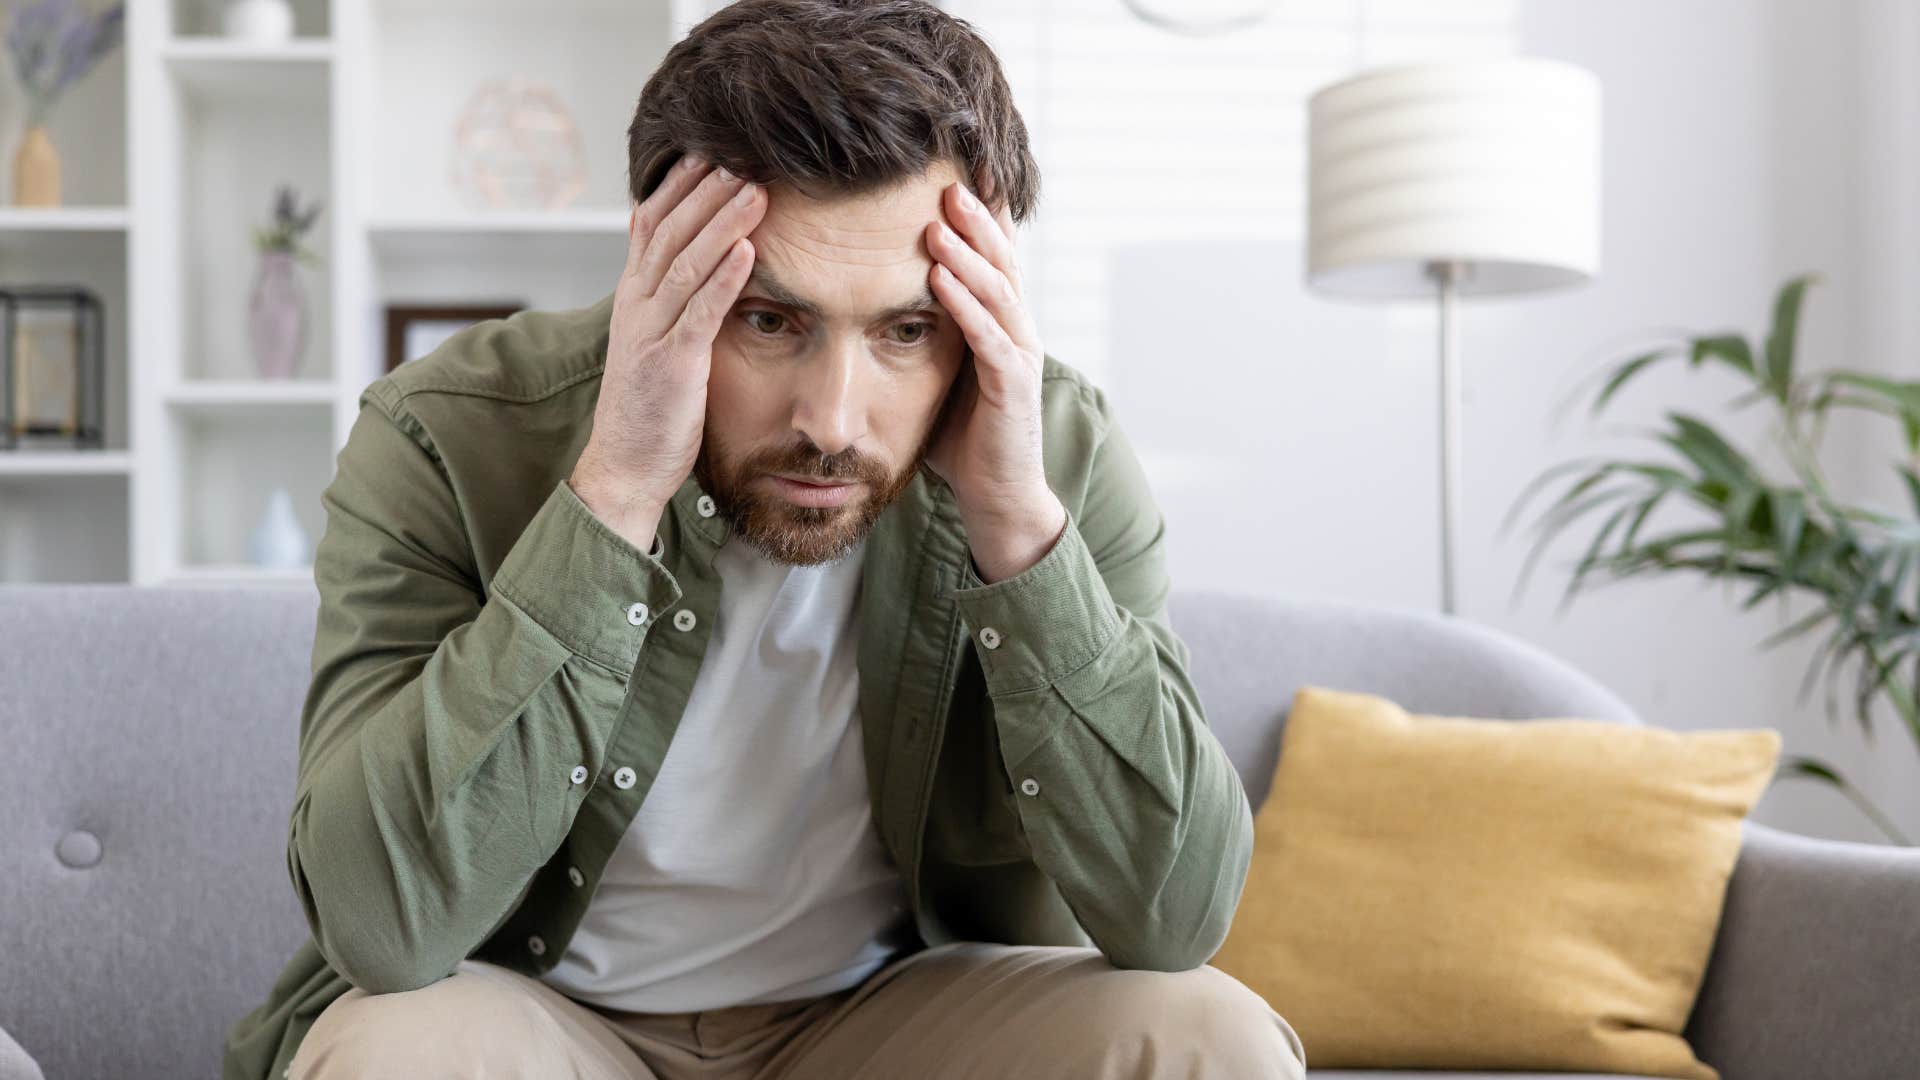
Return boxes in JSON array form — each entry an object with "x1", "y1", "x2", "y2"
[
  {"x1": 249, "y1": 487, "x2": 312, "y2": 569},
  {"x1": 223, "y1": 0, "x2": 294, "y2": 43}
]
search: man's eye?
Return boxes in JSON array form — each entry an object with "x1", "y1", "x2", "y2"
[
  {"x1": 743, "y1": 311, "x2": 787, "y2": 335},
  {"x1": 891, "y1": 321, "x2": 935, "y2": 346}
]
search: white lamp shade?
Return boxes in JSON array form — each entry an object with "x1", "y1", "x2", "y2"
[{"x1": 1306, "y1": 58, "x2": 1602, "y2": 300}]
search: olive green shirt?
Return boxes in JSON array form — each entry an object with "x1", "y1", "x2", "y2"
[{"x1": 222, "y1": 291, "x2": 1255, "y2": 1080}]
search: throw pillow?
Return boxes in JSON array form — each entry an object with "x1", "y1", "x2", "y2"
[{"x1": 1208, "y1": 685, "x2": 1781, "y2": 1080}]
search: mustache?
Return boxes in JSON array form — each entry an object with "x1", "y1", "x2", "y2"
[{"x1": 751, "y1": 446, "x2": 887, "y2": 484}]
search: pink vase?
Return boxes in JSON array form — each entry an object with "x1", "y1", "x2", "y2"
[{"x1": 249, "y1": 250, "x2": 308, "y2": 379}]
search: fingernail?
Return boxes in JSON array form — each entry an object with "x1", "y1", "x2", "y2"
[
  {"x1": 957, "y1": 185, "x2": 977, "y2": 211},
  {"x1": 734, "y1": 182, "x2": 758, "y2": 206},
  {"x1": 682, "y1": 154, "x2": 703, "y2": 171},
  {"x1": 718, "y1": 167, "x2": 738, "y2": 183}
]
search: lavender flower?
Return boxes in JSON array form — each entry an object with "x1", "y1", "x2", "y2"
[
  {"x1": 252, "y1": 184, "x2": 326, "y2": 266},
  {"x1": 7, "y1": 0, "x2": 123, "y2": 127}
]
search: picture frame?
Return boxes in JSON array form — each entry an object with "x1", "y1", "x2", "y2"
[
  {"x1": 383, "y1": 302, "x2": 525, "y2": 372},
  {"x1": 1, "y1": 285, "x2": 106, "y2": 451}
]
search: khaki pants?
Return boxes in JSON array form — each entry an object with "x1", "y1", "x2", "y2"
[{"x1": 289, "y1": 941, "x2": 1307, "y2": 1078}]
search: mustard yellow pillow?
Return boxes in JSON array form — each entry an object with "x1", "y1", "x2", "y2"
[{"x1": 1209, "y1": 685, "x2": 1781, "y2": 1080}]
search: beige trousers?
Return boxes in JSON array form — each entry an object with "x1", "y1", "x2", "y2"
[{"x1": 289, "y1": 941, "x2": 1307, "y2": 1079}]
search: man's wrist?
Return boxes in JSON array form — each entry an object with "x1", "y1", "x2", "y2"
[
  {"x1": 566, "y1": 474, "x2": 666, "y2": 558},
  {"x1": 961, "y1": 489, "x2": 1068, "y2": 584}
]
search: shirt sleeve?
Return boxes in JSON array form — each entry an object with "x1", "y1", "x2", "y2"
[
  {"x1": 287, "y1": 386, "x2": 681, "y2": 994},
  {"x1": 948, "y1": 405, "x2": 1255, "y2": 972}
]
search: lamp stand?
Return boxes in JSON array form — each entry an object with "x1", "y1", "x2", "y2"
[{"x1": 1427, "y1": 259, "x2": 1470, "y2": 616}]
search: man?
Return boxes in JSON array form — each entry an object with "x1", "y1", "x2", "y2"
[{"x1": 223, "y1": 1, "x2": 1306, "y2": 1077}]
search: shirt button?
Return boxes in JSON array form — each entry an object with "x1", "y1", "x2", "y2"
[
  {"x1": 979, "y1": 626, "x2": 1002, "y2": 649},
  {"x1": 1020, "y1": 777, "x2": 1040, "y2": 797},
  {"x1": 527, "y1": 934, "x2": 546, "y2": 956},
  {"x1": 568, "y1": 866, "x2": 586, "y2": 888},
  {"x1": 626, "y1": 602, "x2": 649, "y2": 626},
  {"x1": 613, "y1": 766, "x2": 637, "y2": 790},
  {"x1": 696, "y1": 494, "x2": 717, "y2": 517},
  {"x1": 569, "y1": 765, "x2": 588, "y2": 785},
  {"x1": 673, "y1": 609, "x2": 697, "y2": 631}
]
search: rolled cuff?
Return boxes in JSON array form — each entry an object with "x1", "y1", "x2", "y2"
[
  {"x1": 488, "y1": 477, "x2": 681, "y2": 675},
  {"x1": 951, "y1": 504, "x2": 1123, "y2": 694}
]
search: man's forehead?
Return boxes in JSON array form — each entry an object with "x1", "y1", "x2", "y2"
[
  {"x1": 751, "y1": 161, "x2": 965, "y2": 252},
  {"x1": 741, "y1": 162, "x2": 965, "y2": 318}
]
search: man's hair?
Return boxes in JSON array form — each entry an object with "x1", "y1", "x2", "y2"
[{"x1": 627, "y1": 0, "x2": 1040, "y2": 223}]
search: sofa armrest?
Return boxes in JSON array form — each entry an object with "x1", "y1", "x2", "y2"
[
  {"x1": 1684, "y1": 820, "x2": 1920, "y2": 1080},
  {"x1": 0, "y1": 1025, "x2": 44, "y2": 1080}
]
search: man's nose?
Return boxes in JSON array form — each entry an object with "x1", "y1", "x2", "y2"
[{"x1": 790, "y1": 339, "x2": 867, "y2": 458}]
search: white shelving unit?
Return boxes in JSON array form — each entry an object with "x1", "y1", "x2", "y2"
[{"x1": 3, "y1": 0, "x2": 725, "y2": 587}]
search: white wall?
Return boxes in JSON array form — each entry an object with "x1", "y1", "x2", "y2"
[
  {"x1": 1483, "y1": 0, "x2": 1919, "y2": 845},
  {"x1": 959, "y1": 0, "x2": 1920, "y2": 844}
]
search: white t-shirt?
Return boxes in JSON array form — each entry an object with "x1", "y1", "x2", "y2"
[{"x1": 537, "y1": 533, "x2": 917, "y2": 1013}]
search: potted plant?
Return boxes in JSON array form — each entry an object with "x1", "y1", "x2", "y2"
[
  {"x1": 248, "y1": 184, "x2": 324, "y2": 379},
  {"x1": 5, "y1": 0, "x2": 124, "y2": 207},
  {"x1": 1507, "y1": 274, "x2": 1917, "y2": 845}
]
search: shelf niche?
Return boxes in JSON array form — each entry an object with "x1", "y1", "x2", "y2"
[
  {"x1": 175, "y1": 406, "x2": 330, "y2": 571},
  {"x1": 171, "y1": 48, "x2": 334, "y2": 383}
]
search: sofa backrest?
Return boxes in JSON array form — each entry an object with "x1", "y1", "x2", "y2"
[{"x1": 0, "y1": 582, "x2": 1640, "y2": 1079}]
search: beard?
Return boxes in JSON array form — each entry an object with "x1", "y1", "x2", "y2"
[{"x1": 690, "y1": 419, "x2": 936, "y2": 567}]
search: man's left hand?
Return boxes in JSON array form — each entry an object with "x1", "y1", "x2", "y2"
[{"x1": 923, "y1": 174, "x2": 1068, "y2": 584}]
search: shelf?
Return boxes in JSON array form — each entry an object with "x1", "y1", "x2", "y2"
[
  {"x1": 0, "y1": 208, "x2": 131, "y2": 233},
  {"x1": 0, "y1": 450, "x2": 133, "y2": 478},
  {"x1": 369, "y1": 210, "x2": 630, "y2": 267},
  {"x1": 165, "y1": 380, "x2": 336, "y2": 410},
  {"x1": 164, "y1": 39, "x2": 331, "y2": 104},
  {"x1": 162, "y1": 38, "x2": 335, "y2": 61},
  {"x1": 368, "y1": 209, "x2": 629, "y2": 236}
]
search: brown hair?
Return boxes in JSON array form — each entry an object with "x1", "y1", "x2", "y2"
[{"x1": 626, "y1": 0, "x2": 1041, "y2": 223}]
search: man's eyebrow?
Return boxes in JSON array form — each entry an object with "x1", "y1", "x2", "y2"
[{"x1": 743, "y1": 264, "x2": 942, "y2": 324}]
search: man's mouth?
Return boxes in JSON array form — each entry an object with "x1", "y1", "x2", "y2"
[
  {"x1": 763, "y1": 473, "x2": 863, "y2": 507},
  {"x1": 772, "y1": 473, "x2": 854, "y2": 487}
]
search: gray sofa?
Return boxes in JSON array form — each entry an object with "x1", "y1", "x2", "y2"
[{"x1": 2, "y1": 583, "x2": 1915, "y2": 1080}]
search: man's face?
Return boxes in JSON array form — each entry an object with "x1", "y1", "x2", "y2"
[{"x1": 691, "y1": 159, "x2": 972, "y2": 566}]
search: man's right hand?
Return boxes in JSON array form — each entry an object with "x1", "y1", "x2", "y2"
[{"x1": 569, "y1": 153, "x2": 767, "y2": 552}]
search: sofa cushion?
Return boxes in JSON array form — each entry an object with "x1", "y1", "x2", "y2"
[{"x1": 1211, "y1": 685, "x2": 1780, "y2": 1080}]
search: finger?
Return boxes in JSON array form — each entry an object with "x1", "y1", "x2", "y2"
[
  {"x1": 926, "y1": 218, "x2": 1039, "y2": 353},
  {"x1": 669, "y1": 236, "x2": 756, "y2": 352},
  {"x1": 635, "y1": 165, "x2": 750, "y2": 297},
  {"x1": 972, "y1": 166, "x2": 1020, "y2": 260},
  {"x1": 944, "y1": 182, "x2": 1022, "y2": 298},
  {"x1": 626, "y1": 152, "x2": 713, "y2": 280},
  {"x1": 646, "y1": 179, "x2": 765, "y2": 342},
  {"x1": 929, "y1": 262, "x2": 1025, "y2": 403}
]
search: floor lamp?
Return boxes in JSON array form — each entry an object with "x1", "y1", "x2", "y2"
[{"x1": 1303, "y1": 58, "x2": 1602, "y2": 615}]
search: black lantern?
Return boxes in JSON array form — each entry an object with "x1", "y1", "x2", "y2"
[{"x1": 1, "y1": 285, "x2": 106, "y2": 451}]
